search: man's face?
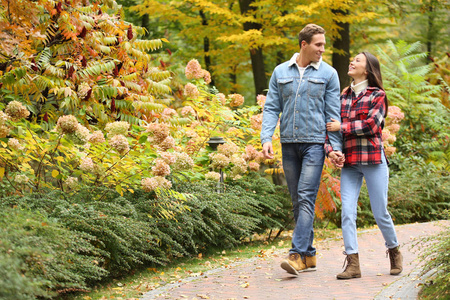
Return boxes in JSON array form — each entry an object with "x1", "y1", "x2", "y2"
[{"x1": 302, "y1": 34, "x2": 326, "y2": 63}]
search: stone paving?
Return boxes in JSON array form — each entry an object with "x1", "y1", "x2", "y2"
[{"x1": 142, "y1": 220, "x2": 449, "y2": 300}]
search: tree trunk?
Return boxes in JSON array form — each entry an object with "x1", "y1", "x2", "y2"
[
  {"x1": 332, "y1": 10, "x2": 350, "y2": 92},
  {"x1": 238, "y1": 0, "x2": 268, "y2": 100},
  {"x1": 200, "y1": 10, "x2": 215, "y2": 86}
]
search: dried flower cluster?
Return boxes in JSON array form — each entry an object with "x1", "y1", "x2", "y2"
[
  {"x1": 5, "y1": 101, "x2": 30, "y2": 121},
  {"x1": 205, "y1": 171, "x2": 221, "y2": 182},
  {"x1": 56, "y1": 115, "x2": 79, "y2": 134},
  {"x1": 105, "y1": 121, "x2": 129, "y2": 137},
  {"x1": 108, "y1": 134, "x2": 129, "y2": 154},
  {"x1": 382, "y1": 105, "x2": 405, "y2": 156},
  {"x1": 14, "y1": 174, "x2": 30, "y2": 184},
  {"x1": 7, "y1": 138, "x2": 23, "y2": 151},
  {"x1": 152, "y1": 158, "x2": 171, "y2": 177},
  {"x1": 228, "y1": 93, "x2": 244, "y2": 107},
  {"x1": 256, "y1": 94, "x2": 266, "y2": 109},
  {"x1": 64, "y1": 176, "x2": 79, "y2": 190},
  {"x1": 141, "y1": 176, "x2": 172, "y2": 192},
  {"x1": 250, "y1": 114, "x2": 263, "y2": 130},
  {"x1": 89, "y1": 130, "x2": 106, "y2": 144},
  {"x1": 184, "y1": 83, "x2": 200, "y2": 99}
]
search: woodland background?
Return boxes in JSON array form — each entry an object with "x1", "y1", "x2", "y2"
[{"x1": 0, "y1": 0, "x2": 449, "y2": 299}]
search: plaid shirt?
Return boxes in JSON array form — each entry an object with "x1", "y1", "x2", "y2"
[{"x1": 326, "y1": 86, "x2": 386, "y2": 166}]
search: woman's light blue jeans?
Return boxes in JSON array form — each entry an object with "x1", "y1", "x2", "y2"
[
  {"x1": 282, "y1": 143, "x2": 325, "y2": 257},
  {"x1": 340, "y1": 154, "x2": 399, "y2": 254}
]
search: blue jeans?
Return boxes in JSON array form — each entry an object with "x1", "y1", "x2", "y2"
[
  {"x1": 340, "y1": 154, "x2": 399, "y2": 254},
  {"x1": 282, "y1": 143, "x2": 325, "y2": 257}
]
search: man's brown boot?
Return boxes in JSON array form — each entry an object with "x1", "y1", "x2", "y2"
[
  {"x1": 280, "y1": 253, "x2": 306, "y2": 275},
  {"x1": 336, "y1": 253, "x2": 361, "y2": 279},
  {"x1": 387, "y1": 246, "x2": 403, "y2": 275},
  {"x1": 304, "y1": 255, "x2": 317, "y2": 272}
]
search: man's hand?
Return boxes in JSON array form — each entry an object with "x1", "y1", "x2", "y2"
[
  {"x1": 262, "y1": 142, "x2": 274, "y2": 159},
  {"x1": 328, "y1": 150, "x2": 345, "y2": 168},
  {"x1": 326, "y1": 118, "x2": 341, "y2": 132}
]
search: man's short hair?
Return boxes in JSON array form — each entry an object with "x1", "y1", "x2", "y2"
[{"x1": 298, "y1": 24, "x2": 326, "y2": 48}]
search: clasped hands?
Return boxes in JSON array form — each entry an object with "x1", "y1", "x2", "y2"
[{"x1": 327, "y1": 118, "x2": 345, "y2": 168}]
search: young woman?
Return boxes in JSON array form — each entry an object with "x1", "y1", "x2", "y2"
[{"x1": 326, "y1": 52, "x2": 403, "y2": 280}]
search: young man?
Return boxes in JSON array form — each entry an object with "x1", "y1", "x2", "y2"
[{"x1": 261, "y1": 24, "x2": 343, "y2": 275}]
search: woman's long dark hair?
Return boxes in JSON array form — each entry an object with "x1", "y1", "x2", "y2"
[{"x1": 360, "y1": 51, "x2": 389, "y2": 117}]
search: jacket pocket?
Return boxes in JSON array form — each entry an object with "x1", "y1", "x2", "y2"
[
  {"x1": 307, "y1": 78, "x2": 325, "y2": 98},
  {"x1": 278, "y1": 78, "x2": 294, "y2": 100}
]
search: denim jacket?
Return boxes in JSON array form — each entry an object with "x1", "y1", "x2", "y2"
[{"x1": 261, "y1": 54, "x2": 342, "y2": 152}]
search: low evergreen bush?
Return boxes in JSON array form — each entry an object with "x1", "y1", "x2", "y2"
[{"x1": 0, "y1": 172, "x2": 292, "y2": 298}]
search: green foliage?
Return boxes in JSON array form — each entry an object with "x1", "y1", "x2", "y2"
[
  {"x1": 378, "y1": 40, "x2": 450, "y2": 171},
  {"x1": 0, "y1": 172, "x2": 292, "y2": 298},
  {"x1": 0, "y1": 207, "x2": 107, "y2": 298},
  {"x1": 415, "y1": 211, "x2": 450, "y2": 299}
]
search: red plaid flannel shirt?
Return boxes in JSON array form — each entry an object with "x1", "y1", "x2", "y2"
[{"x1": 325, "y1": 86, "x2": 386, "y2": 166}]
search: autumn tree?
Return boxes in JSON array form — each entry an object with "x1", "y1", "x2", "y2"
[{"x1": 0, "y1": 0, "x2": 171, "y2": 127}]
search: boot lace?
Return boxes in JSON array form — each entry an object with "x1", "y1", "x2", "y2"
[{"x1": 341, "y1": 251, "x2": 350, "y2": 269}]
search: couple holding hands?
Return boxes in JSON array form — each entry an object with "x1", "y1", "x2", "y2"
[{"x1": 261, "y1": 24, "x2": 402, "y2": 279}]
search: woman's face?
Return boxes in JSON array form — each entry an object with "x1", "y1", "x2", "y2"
[{"x1": 348, "y1": 53, "x2": 368, "y2": 81}]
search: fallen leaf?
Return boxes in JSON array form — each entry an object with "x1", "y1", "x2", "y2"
[
  {"x1": 196, "y1": 294, "x2": 209, "y2": 299},
  {"x1": 240, "y1": 282, "x2": 250, "y2": 288},
  {"x1": 377, "y1": 273, "x2": 383, "y2": 276}
]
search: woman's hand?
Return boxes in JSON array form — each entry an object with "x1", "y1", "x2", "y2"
[{"x1": 326, "y1": 118, "x2": 341, "y2": 132}]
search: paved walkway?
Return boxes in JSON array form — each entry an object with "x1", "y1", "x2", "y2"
[{"x1": 142, "y1": 220, "x2": 449, "y2": 300}]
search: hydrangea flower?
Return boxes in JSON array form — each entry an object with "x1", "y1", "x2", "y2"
[
  {"x1": 14, "y1": 174, "x2": 29, "y2": 184},
  {"x1": 108, "y1": 134, "x2": 129, "y2": 154},
  {"x1": 89, "y1": 130, "x2": 106, "y2": 144},
  {"x1": 202, "y1": 69, "x2": 211, "y2": 84},
  {"x1": 209, "y1": 153, "x2": 230, "y2": 169},
  {"x1": 152, "y1": 158, "x2": 171, "y2": 177},
  {"x1": 205, "y1": 171, "x2": 221, "y2": 182},
  {"x1": 256, "y1": 94, "x2": 266, "y2": 109},
  {"x1": 185, "y1": 59, "x2": 203, "y2": 80},
  {"x1": 160, "y1": 152, "x2": 176, "y2": 165},
  {"x1": 5, "y1": 101, "x2": 30, "y2": 121},
  {"x1": 172, "y1": 151, "x2": 195, "y2": 171},
  {"x1": 216, "y1": 93, "x2": 226, "y2": 105},
  {"x1": 105, "y1": 121, "x2": 129, "y2": 137},
  {"x1": 68, "y1": 124, "x2": 90, "y2": 145},
  {"x1": 228, "y1": 94, "x2": 244, "y2": 107},
  {"x1": 147, "y1": 123, "x2": 169, "y2": 143},
  {"x1": 250, "y1": 113, "x2": 263, "y2": 130},
  {"x1": 141, "y1": 176, "x2": 172, "y2": 192},
  {"x1": 80, "y1": 157, "x2": 95, "y2": 172},
  {"x1": 181, "y1": 106, "x2": 196, "y2": 117},
  {"x1": 64, "y1": 176, "x2": 79, "y2": 189},
  {"x1": 56, "y1": 115, "x2": 79, "y2": 134},
  {"x1": 157, "y1": 136, "x2": 175, "y2": 151},
  {"x1": 184, "y1": 83, "x2": 200, "y2": 99},
  {"x1": 217, "y1": 142, "x2": 239, "y2": 158},
  {"x1": 8, "y1": 138, "x2": 24, "y2": 151},
  {"x1": 249, "y1": 161, "x2": 260, "y2": 171}
]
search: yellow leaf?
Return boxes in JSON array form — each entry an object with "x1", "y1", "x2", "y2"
[
  {"x1": 51, "y1": 170, "x2": 59, "y2": 178},
  {"x1": 115, "y1": 185, "x2": 123, "y2": 196},
  {"x1": 0, "y1": 167, "x2": 4, "y2": 178},
  {"x1": 240, "y1": 282, "x2": 250, "y2": 288},
  {"x1": 128, "y1": 188, "x2": 134, "y2": 193},
  {"x1": 161, "y1": 38, "x2": 169, "y2": 43},
  {"x1": 55, "y1": 156, "x2": 65, "y2": 162}
]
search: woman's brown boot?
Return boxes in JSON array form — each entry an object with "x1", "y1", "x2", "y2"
[
  {"x1": 387, "y1": 246, "x2": 403, "y2": 275},
  {"x1": 337, "y1": 253, "x2": 362, "y2": 279}
]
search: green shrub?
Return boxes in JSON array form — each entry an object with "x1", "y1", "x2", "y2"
[
  {"x1": 0, "y1": 207, "x2": 106, "y2": 299},
  {"x1": 416, "y1": 211, "x2": 450, "y2": 299}
]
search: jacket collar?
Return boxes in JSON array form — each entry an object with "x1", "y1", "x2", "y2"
[{"x1": 288, "y1": 53, "x2": 321, "y2": 70}]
